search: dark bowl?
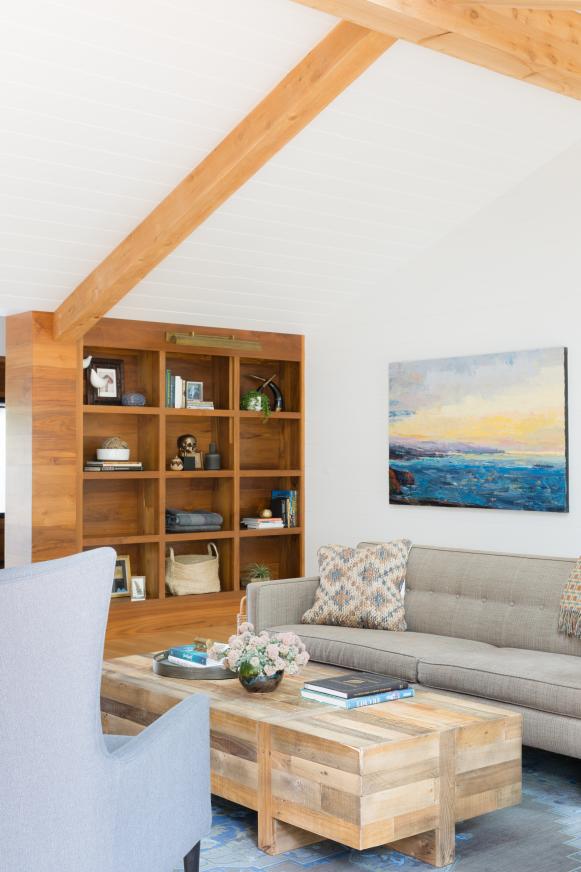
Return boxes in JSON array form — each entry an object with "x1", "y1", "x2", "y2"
[{"x1": 238, "y1": 670, "x2": 284, "y2": 693}]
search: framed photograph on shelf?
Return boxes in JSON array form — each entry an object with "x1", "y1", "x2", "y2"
[
  {"x1": 182, "y1": 450, "x2": 204, "y2": 470},
  {"x1": 112, "y1": 555, "x2": 131, "y2": 598},
  {"x1": 131, "y1": 575, "x2": 146, "y2": 601},
  {"x1": 186, "y1": 381, "x2": 204, "y2": 406},
  {"x1": 87, "y1": 358, "x2": 125, "y2": 405}
]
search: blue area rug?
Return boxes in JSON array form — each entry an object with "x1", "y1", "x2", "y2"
[{"x1": 190, "y1": 748, "x2": 581, "y2": 872}]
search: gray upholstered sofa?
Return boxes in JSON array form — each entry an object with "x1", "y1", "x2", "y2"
[{"x1": 247, "y1": 544, "x2": 581, "y2": 759}]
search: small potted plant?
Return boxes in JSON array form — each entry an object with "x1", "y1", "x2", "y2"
[
  {"x1": 210, "y1": 623, "x2": 309, "y2": 693},
  {"x1": 241, "y1": 389, "x2": 271, "y2": 421},
  {"x1": 244, "y1": 562, "x2": 271, "y2": 587}
]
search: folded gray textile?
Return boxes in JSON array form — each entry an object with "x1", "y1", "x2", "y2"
[
  {"x1": 165, "y1": 509, "x2": 223, "y2": 530},
  {"x1": 166, "y1": 525, "x2": 222, "y2": 532}
]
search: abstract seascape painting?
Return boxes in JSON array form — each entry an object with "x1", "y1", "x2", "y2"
[{"x1": 389, "y1": 348, "x2": 568, "y2": 512}]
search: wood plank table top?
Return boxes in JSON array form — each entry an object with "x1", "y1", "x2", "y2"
[{"x1": 101, "y1": 656, "x2": 522, "y2": 868}]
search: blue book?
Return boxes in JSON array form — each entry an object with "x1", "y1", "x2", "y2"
[
  {"x1": 271, "y1": 489, "x2": 298, "y2": 527},
  {"x1": 168, "y1": 646, "x2": 207, "y2": 664},
  {"x1": 301, "y1": 687, "x2": 414, "y2": 709}
]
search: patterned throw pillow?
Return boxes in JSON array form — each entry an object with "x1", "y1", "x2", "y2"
[{"x1": 301, "y1": 540, "x2": 411, "y2": 631}]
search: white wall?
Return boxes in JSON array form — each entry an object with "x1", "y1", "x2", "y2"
[{"x1": 305, "y1": 141, "x2": 581, "y2": 572}]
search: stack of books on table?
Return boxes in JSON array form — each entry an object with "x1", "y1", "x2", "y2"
[
  {"x1": 241, "y1": 517, "x2": 284, "y2": 530},
  {"x1": 167, "y1": 643, "x2": 228, "y2": 669},
  {"x1": 301, "y1": 672, "x2": 414, "y2": 709},
  {"x1": 84, "y1": 460, "x2": 144, "y2": 473}
]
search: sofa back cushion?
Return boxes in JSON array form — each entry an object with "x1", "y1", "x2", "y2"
[{"x1": 358, "y1": 543, "x2": 581, "y2": 657}]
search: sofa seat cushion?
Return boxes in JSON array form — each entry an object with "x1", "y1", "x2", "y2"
[
  {"x1": 418, "y1": 648, "x2": 581, "y2": 719},
  {"x1": 269, "y1": 624, "x2": 495, "y2": 683}
]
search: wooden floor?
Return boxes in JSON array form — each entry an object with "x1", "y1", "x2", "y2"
[{"x1": 104, "y1": 590, "x2": 244, "y2": 658}]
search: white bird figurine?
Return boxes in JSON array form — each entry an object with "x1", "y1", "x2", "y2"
[
  {"x1": 89, "y1": 369, "x2": 114, "y2": 390},
  {"x1": 83, "y1": 356, "x2": 113, "y2": 390}
]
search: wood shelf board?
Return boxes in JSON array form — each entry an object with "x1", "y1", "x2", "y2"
[
  {"x1": 239, "y1": 527, "x2": 302, "y2": 537},
  {"x1": 164, "y1": 408, "x2": 234, "y2": 417},
  {"x1": 108, "y1": 587, "x2": 243, "y2": 609},
  {"x1": 164, "y1": 470, "x2": 234, "y2": 478},
  {"x1": 239, "y1": 469, "x2": 302, "y2": 478},
  {"x1": 83, "y1": 471, "x2": 160, "y2": 480},
  {"x1": 83, "y1": 405, "x2": 160, "y2": 415},
  {"x1": 164, "y1": 531, "x2": 236, "y2": 542},
  {"x1": 239, "y1": 410, "x2": 301, "y2": 419},
  {"x1": 83, "y1": 534, "x2": 161, "y2": 547}
]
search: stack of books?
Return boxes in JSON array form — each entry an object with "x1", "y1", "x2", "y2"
[
  {"x1": 167, "y1": 643, "x2": 227, "y2": 669},
  {"x1": 241, "y1": 517, "x2": 284, "y2": 530},
  {"x1": 84, "y1": 460, "x2": 144, "y2": 473},
  {"x1": 301, "y1": 672, "x2": 413, "y2": 709},
  {"x1": 271, "y1": 489, "x2": 297, "y2": 527},
  {"x1": 165, "y1": 371, "x2": 215, "y2": 410}
]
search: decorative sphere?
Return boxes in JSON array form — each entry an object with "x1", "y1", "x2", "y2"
[
  {"x1": 122, "y1": 392, "x2": 146, "y2": 406},
  {"x1": 260, "y1": 509, "x2": 273, "y2": 519}
]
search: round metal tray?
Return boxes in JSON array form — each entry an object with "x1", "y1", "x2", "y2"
[{"x1": 152, "y1": 651, "x2": 237, "y2": 681}]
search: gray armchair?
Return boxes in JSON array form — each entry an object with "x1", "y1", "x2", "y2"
[{"x1": 0, "y1": 548, "x2": 211, "y2": 872}]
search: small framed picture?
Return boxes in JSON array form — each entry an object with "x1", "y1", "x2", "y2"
[
  {"x1": 182, "y1": 450, "x2": 204, "y2": 470},
  {"x1": 87, "y1": 358, "x2": 124, "y2": 405},
  {"x1": 186, "y1": 381, "x2": 204, "y2": 406},
  {"x1": 112, "y1": 555, "x2": 131, "y2": 598},
  {"x1": 131, "y1": 575, "x2": 146, "y2": 601}
]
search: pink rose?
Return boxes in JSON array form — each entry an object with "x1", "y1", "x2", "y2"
[
  {"x1": 266, "y1": 644, "x2": 279, "y2": 660},
  {"x1": 264, "y1": 663, "x2": 277, "y2": 677}
]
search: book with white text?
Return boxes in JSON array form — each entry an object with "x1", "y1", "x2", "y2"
[{"x1": 300, "y1": 687, "x2": 414, "y2": 709}]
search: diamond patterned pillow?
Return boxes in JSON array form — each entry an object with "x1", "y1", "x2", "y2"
[{"x1": 301, "y1": 540, "x2": 411, "y2": 631}]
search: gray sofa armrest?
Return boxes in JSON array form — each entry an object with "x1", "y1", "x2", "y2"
[{"x1": 246, "y1": 576, "x2": 319, "y2": 632}]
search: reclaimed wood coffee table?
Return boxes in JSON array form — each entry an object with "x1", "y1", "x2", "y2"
[{"x1": 101, "y1": 657, "x2": 522, "y2": 868}]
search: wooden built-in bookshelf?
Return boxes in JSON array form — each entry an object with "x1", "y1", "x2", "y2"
[{"x1": 80, "y1": 319, "x2": 304, "y2": 618}]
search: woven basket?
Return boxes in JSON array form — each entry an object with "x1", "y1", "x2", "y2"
[{"x1": 165, "y1": 543, "x2": 221, "y2": 596}]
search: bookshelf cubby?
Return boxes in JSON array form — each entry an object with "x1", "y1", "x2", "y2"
[
  {"x1": 165, "y1": 413, "x2": 234, "y2": 470},
  {"x1": 240, "y1": 417, "x2": 301, "y2": 469},
  {"x1": 239, "y1": 534, "x2": 301, "y2": 587},
  {"x1": 80, "y1": 318, "x2": 304, "y2": 619},
  {"x1": 84, "y1": 410, "x2": 159, "y2": 471}
]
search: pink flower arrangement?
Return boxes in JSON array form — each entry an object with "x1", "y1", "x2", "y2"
[{"x1": 209, "y1": 623, "x2": 309, "y2": 678}]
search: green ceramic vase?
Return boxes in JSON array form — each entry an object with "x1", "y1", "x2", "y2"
[{"x1": 238, "y1": 661, "x2": 284, "y2": 693}]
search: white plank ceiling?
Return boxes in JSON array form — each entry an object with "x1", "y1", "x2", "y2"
[{"x1": 1, "y1": 0, "x2": 581, "y2": 332}]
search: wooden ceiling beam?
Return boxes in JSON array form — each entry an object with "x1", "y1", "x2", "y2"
[
  {"x1": 53, "y1": 22, "x2": 395, "y2": 342},
  {"x1": 292, "y1": 0, "x2": 581, "y2": 100},
  {"x1": 452, "y1": 1, "x2": 581, "y2": 8}
]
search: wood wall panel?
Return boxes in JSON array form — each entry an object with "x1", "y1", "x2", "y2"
[{"x1": 6, "y1": 311, "x2": 81, "y2": 566}]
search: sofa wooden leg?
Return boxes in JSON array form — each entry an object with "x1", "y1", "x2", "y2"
[{"x1": 184, "y1": 841, "x2": 200, "y2": 872}]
